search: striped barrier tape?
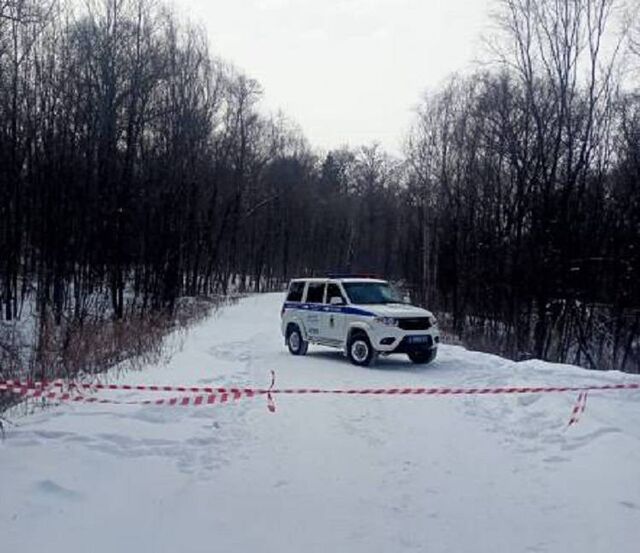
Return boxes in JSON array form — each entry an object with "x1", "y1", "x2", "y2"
[
  {"x1": 1, "y1": 379, "x2": 639, "y2": 396},
  {"x1": 567, "y1": 391, "x2": 589, "y2": 427},
  {"x1": 1, "y1": 378, "x2": 638, "y2": 424},
  {"x1": 0, "y1": 379, "x2": 242, "y2": 394},
  {"x1": 267, "y1": 370, "x2": 276, "y2": 413},
  {"x1": 2, "y1": 385, "x2": 252, "y2": 407}
]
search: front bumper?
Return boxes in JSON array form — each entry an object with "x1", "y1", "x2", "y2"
[
  {"x1": 390, "y1": 335, "x2": 439, "y2": 354},
  {"x1": 371, "y1": 326, "x2": 440, "y2": 353}
]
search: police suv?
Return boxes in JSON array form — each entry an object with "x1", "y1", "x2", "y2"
[{"x1": 280, "y1": 276, "x2": 439, "y2": 366}]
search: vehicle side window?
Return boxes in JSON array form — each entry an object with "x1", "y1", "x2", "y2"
[
  {"x1": 325, "y1": 284, "x2": 345, "y2": 304},
  {"x1": 305, "y1": 282, "x2": 325, "y2": 303},
  {"x1": 286, "y1": 281, "x2": 304, "y2": 302}
]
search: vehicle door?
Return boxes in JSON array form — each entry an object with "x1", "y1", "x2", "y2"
[
  {"x1": 302, "y1": 281, "x2": 326, "y2": 340},
  {"x1": 319, "y1": 283, "x2": 347, "y2": 345}
]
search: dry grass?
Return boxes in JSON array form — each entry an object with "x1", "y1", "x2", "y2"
[{"x1": 0, "y1": 294, "x2": 242, "y2": 415}]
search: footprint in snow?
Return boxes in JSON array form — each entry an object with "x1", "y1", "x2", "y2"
[
  {"x1": 517, "y1": 394, "x2": 542, "y2": 407},
  {"x1": 207, "y1": 341, "x2": 255, "y2": 363},
  {"x1": 561, "y1": 426, "x2": 622, "y2": 451},
  {"x1": 542, "y1": 455, "x2": 569, "y2": 464},
  {"x1": 35, "y1": 480, "x2": 82, "y2": 501},
  {"x1": 34, "y1": 430, "x2": 74, "y2": 440}
]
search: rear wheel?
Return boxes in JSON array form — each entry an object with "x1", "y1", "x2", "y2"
[
  {"x1": 347, "y1": 332, "x2": 375, "y2": 367},
  {"x1": 287, "y1": 324, "x2": 308, "y2": 355},
  {"x1": 408, "y1": 348, "x2": 437, "y2": 365}
]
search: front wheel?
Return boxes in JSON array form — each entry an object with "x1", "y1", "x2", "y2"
[
  {"x1": 287, "y1": 325, "x2": 308, "y2": 355},
  {"x1": 408, "y1": 348, "x2": 437, "y2": 365},
  {"x1": 347, "y1": 333, "x2": 375, "y2": 367}
]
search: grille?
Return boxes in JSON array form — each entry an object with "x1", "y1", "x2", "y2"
[{"x1": 398, "y1": 317, "x2": 432, "y2": 331}]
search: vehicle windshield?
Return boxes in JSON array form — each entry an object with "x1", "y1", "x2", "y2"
[{"x1": 342, "y1": 282, "x2": 404, "y2": 305}]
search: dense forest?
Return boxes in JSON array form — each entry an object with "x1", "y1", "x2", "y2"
[{"x1": 1, "y1": 0, "x2": 639, "y2": 376}]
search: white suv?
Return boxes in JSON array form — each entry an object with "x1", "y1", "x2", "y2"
[{"x1": 280, "y1": 276, "x2": 439, "y2": 366}]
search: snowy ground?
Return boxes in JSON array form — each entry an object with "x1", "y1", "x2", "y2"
[{"x1": 1, "y1": 293, "x2": 639, "y2": 553}]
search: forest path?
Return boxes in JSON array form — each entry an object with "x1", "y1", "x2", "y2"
[{"x1": 1, "y1": 293, "x2": 639, "y2": 553}]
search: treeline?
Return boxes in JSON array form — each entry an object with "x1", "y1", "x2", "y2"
[
  {"x1": 0, "y1": 0, "x2": 310, "y2": 324},
  {"x1": 398, "y1": 0, "x2": 640, "y2": 371},
  {"x1": 1, "y1": 0, "x2": 639, "y2": 372}
]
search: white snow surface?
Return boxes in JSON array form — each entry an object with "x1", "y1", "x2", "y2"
[{"x1": 1, "y1": 293, "x2": 639, "y2": 553}]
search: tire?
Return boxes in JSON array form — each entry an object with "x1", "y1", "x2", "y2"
[
  {"x1": 287, "y1": 324, "x2": 308, "y2": 356},
  {"x1": 347, "y1": 332, "x2": 375, "y2": 367},
  {"x1": 408, "y1": 348, "x2": 437, "y2": 365}
]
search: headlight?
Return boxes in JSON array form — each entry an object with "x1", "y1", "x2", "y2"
[
  {"x1": 428, "y1": 315, "x2": 438, "y2": 326},
  {"x1": 375, "y1": 317, "x2": 398, "y2": 327}
]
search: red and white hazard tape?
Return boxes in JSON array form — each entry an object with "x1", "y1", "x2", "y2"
[
  {"x1": 0, "y1": 379, "x2": 244, "y2": 394},
  {"x1": 1, "y1": 379, "x2": 639, "y2": 396},
  {"x1": 272, "y1": 383, "x2": 640, "y2": 395},
  {"x1": 2, "y1": 385, "x2": 253, "y2": 407},
  {"x1": 567, "y1": 391, "x2": 589, "y2": 427},
  {"x1": 1, "y1": 378, "x2": 638, "y2": 423}
]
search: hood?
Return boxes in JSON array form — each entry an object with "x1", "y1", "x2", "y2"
[{"x1": 362, "y1": 303, "x2": 434, "y2": 318}]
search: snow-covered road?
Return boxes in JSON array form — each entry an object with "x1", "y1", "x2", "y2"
[{"x1": 1, "y1": 293, "x2": 639, "y2": 552}]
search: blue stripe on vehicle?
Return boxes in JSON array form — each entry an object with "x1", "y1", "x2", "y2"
[{"x1": 283, "y1": 302, "x2": 376, "y2": 317}]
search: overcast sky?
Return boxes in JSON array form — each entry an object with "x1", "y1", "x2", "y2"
[{"x1": 179, "y1": 0, "x2": 492, "y2": 154}]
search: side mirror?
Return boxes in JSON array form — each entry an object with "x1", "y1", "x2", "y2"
[
  {"x1": 403, "y1": 295, "x2": 411, "y2": 304},
  {"x1": 330, "y1": 296, "x2": 344, "y2": 306}
]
